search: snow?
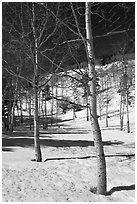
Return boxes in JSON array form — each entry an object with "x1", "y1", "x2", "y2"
[{"x1": 2, "y1": 90, "x2": 135, "y2": 202}]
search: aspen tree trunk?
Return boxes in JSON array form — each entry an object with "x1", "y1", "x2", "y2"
[
  {"x1": 123, "y1": 67, "x2": 130, "y2": 133},
  {"x1": 125, "y1": 68, "x2": 130, "y2": 133},
  {"x1": 38, "y1": 91, "x2": 41, "y2": 115},
  {"x1": 106, "y1": 102, "x2": 109, "y2": 127},
  {"x1": 126, "y1": 89, "x2": 130, "y2": 133},
  {"x1": 85, "y1": 2, "x2": 107, "y2": 195},
  {"x1": 120, "y1": 93, "x2": 125, "y2": 131},
  {"x1": 28, "y1": 95, "x2": 32, "y2": 131},
  {"x1": 105, "y1": 74, "x2": 109, "y2": 127},
  {"x1": 7, "y1": 101, "x2": 11, "y2": 131},
  {"x1": 10, "y1": 105, "x2": 14, "y2": 132},
  {"x1": 120, "y1": 93, "x2": 123, "y2": 130},
  {"x1": 130, "y1": 66, "x2": 133, "y2": 86},
  {"x1": 10, "y1": 67, "x2": 20, "y2": 132},
  {"x1": 44, "y1": 96, "x2": 48, "y2": 129},
  {"x1": 51, "y1": 80, "x2": 54, "y2": 126},
  {"x1": 41, "y1": 97, "x2": 45, "y2": 129},
  {"x1": 32, "y1": 3, "x2": 42, "y2": 162},
  {"x1": 20, "y1": 100, "x2": 23, "y2": 124},
  {"x1": 122, "y1": 96, "x2": 125, "y2": 129},
  {"x1": 51, "y1": 99, "x2": 54, "y2": 126},
  {"x1": 86, "y1": 95, "x2": 89, "y2": 121},
  {"x1": 55, "y1": 84, "x2": 58, "y2": 126}
]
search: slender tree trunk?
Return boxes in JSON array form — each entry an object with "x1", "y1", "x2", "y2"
[
  {"x1": 130, "y1": 66, "x2": 133, "y2": 86},
  {"x1": 10, "y1": 105, "x2": 15, "y2": 132},
  {"x1": 55, "y1": 84, "x2": 58, "y2": 126},
  {"x1": 122, "y1": 97, "x2": 125, "y2": 129},
  {"x1": 50, "y1": 73, "x2": 55, "y2": 126},
  {"x1": 106, "y1": 102, "x2": 109, "y2": 127},
  {"x1": 120, "y1": 93, "x2": 125, "y2": 131},
  {"x1": 28, "y1": 95, "x2": 32, "y2": 131},
  {"x1": 73, "y1": 106, "x2": 76, "y2": 120},
  {"x1": 85, "y1": 2, "x2": 107, "y2": 195},
  {"x1": 6, "y1": 101, "x2": 11, "y2": 131},
  {"x1": 10, "y1": 69, "x2": 20, "y2": 131},
  {"x1": 32, "y1": 3, "x2": 42, "y2": 162},
  {"x1": 51, "y1": 86, "x2": 54, "y2": 126},
  {"x1": 86, "y1": 95, "x2": 89, "y2": 121},
  {"x1": 120, "y1": 93, "x2": 123, "y2": 131},
  {"x1": 20, "y1": 100, "x2": 23, "y2": 124},
  {"x1": 105, "y1": 74, "x2": 109, "y2": 127},
  {"x1": 51, "y1": 100, "x2": 54, "y2": 126},
  {"x1": 44, "y1": 96, "x2": 48, "y2": 129},
  {"x1": 41, "y1": 97, "x2": 45, "y2": 129},
  {"x1": 126, "y1": 91, "x2": 130, "y2": 133},
  {"x1": 38, "y1": 91, "x2": 41, "y2": 114}
]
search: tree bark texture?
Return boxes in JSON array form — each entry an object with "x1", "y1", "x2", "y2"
[
  {"x1": 85, "y1": 2, "x2": 107, "y2": 195},
  {"x1": 32, "y1": 3, "x2": 42, "y2": 162}
]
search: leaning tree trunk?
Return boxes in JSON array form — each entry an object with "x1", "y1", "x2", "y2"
[
  {"x1": 85, "y1": 2, "x2": 107, "y2": 195},
  {"x1": 32, "y1": 3, "x2": 42, "y2": 162}
]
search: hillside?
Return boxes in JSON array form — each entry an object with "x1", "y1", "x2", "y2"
[{"x1": 2, "y1": 85, "x2": 135, "y2": 202}]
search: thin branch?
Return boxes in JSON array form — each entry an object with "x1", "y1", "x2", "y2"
[
  {"x1": 37, "y1": 3, "x2": 80, "y2": 39},
  {"x1": 3, "y1": 60, "x2": 34, "y2": 87}
]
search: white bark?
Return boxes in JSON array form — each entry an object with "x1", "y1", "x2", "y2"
[
  {"x1": 85, "y1": 2, "x2": 107, "y2": 195},
  {"x1": 32, "y1": 3, "x2": 42, "y2": 162}
]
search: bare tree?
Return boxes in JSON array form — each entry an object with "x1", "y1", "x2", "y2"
[
  {"x1": 30, "y1": 3, "x2": 42, "y2": 161},
  {"x1": 85, "y1": 2, "x2": 107, "y2": 195},
  {"x1": 3, "y1": 2, "x2": 64, "y2": 161}
]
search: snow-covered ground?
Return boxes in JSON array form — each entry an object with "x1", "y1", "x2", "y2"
[{"x1": 2, "y1": 90, "x2": 135, "y2": 202}]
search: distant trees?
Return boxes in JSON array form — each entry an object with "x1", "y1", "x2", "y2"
[
  {"x1": 2, "y1": 76, "x2": 14, "y2": 131},
  {"x1": 81, "y1": 71, "x2": 90, "y2": 121},
  {"x1": 3, "y1": 2, "x2": 76, "y2": 161},
  {"x1": 118, "y1": 70, "x2": 131, "y2": 133},
  {"x1": 115, "y1": 38, "x2": 134, "y2": 133},
  {"x1": 2, "y1": 44, "x2": 24, "y2": 132},
  {"x1": 104, "y1": 72, "x2": 112, "y2": 127},
  {"x1": 2, "y1": 2, "x2": 61, "y2": 161}
]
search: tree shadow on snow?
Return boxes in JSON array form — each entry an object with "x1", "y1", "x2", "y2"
[
  {"x1": 43, "y1": 153, "x2": 135, "y2": 162},
  {"x1": 44, "y1": 155, "x2": 93, "y2": 162},
  {"x1": 106, "y1": 184, "x2": 135, "y2": 195},
  {"x1": 2, "y1": 136, "x2": 124, "y2": 150},
  {"x1": 2, "y1": 147, "x2": 15, "y2": 152}
]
